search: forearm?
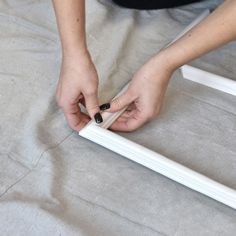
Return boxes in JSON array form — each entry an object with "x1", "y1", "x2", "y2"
[
  {"x1": 52, "y1": 0, "x2": 87, "y2": 56},
  {"x1": 159, "y1": 0, "x2": 236, "y2": 71}
]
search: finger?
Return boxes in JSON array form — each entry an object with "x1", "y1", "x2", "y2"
[
  {"x1": 65, "y1": 111, "x2": 90, "y2": 131},
  {"x1": 108, "y1": 90, "x2": 135, "y2": 113},
  {"x1": 118, "y1": 108, "x2": 136, "y2": 119},
  {"x1": 112, "y1": 116, "x2": 128, "y2": 124},
  {"x1": 63, "y1": 102, "x2": 90, "y2": 131},
  {"x1": 110, "y1": 111, "x2": 147, "y2": 132},
  {"x1": 107, "y1": 104, "x2": 136, "y2": 128},
  {"x1": 112, "y1": 110, "x2": 136, "y2": 125},
  {"x1": 83, "y1": 91, "x2": 102, "y2": 124}
]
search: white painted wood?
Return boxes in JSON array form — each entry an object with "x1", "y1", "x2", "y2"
[
  {"x1": 181, "y1": 65, "x2": 236, "y2": 96},
  {"x1": 79, "y1": 125, "x2": 236, "y2": 210},
  {"x1": 79, "y1": 11, "x2": 236, "y2": 209}
]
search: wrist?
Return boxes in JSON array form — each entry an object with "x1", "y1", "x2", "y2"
[
  {"x1": 62, "y1": 47, "x2": 92, "y2": 64},
  {"x1": 148, "y1": 51, "x2": 178, "y2": 85},
  {"x1": 153, "y1": 49, "x2": 181, "y2": 74},
  {"x1": 62, "y1": 45, "x2": 88, "y2": 57},
  {"x1": 61, "y1": 48, "x2": 96, "y2": 75}
]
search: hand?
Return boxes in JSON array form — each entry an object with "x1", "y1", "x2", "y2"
[
  {"x1": 56, "y1": 50, "x2": 102, "y2": 131},
  {"x1": 107, "y1": 54, "x2": 174, "y2": 132}
]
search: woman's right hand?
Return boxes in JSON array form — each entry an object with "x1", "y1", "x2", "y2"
[{"x1": 56, "y1": 50, "x2": 102, "y2": 131}]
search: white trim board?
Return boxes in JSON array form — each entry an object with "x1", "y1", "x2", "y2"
[
  {"x1": 79, "y1": 74, "x2": 236, "y2": 209},
  {"x1": 79, "y1": 124, "x2": 236, "y2": 210},
  {"x1": 181, "y1": 65, "x2": 236, "y2": 96},
  {"x1": 79, "y1": 11, "x2": 236, "y2": 210}
]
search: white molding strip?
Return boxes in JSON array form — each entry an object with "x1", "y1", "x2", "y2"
[
  {"x1": 181, "y1": 65, "x2": 236, "y2": 96},
  {"x1": 79, "y1": 125, "x2": 236, "y2": 210},
  {"x1": 79, "y1": 11, "x2": 236, "y2": 209}
]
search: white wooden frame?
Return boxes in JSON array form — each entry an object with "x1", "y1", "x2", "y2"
[
  {"x1": 79, "y1": 11, "x2": 236, "y2": 210},
  {"x1": 181, "y1": 65, "x2": 236, "y2": 96}
]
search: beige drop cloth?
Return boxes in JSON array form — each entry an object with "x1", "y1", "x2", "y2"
[{"x1": 0, "y1": 0, "x2": 236, "y2": 235}]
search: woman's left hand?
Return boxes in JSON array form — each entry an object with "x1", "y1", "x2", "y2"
[
  {"x1": 105, "y1": 0, "x2": 236, "y2": 132},
  {"x1": 106, "y1": 53, "x2": 175, "y2": 132}
]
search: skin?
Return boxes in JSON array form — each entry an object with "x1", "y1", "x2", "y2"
[
  {"x1": 52, "y1": 0, "x2": 236, "y2": 132},
  {"x1": 52, "y1": 0, "x2": 99, "y2": 131}
]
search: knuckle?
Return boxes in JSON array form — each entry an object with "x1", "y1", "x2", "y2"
[
  {"x1": 86, "y1": 104, "x2": 99, "y2": 113},
  {"x1": 57, "y1": 97, "x2": 74, "y2": 111},
  {"x1": 84, "y1": 87, "x2": 97, "y2": 96}
]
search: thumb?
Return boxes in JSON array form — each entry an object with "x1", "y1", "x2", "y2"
[
  {"x1": 84, "y1": 91, "x2": 102, "y2": 123},
  {"x1": 109, "y1": 90, "x2": 134, "y2": 113}
]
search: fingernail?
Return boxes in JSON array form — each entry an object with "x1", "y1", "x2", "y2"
[
  {"x1": 94, "y1": 112, "x2": 103, "y2": 124},
  {"x1": 99, "y1": 103, "x2": 110, "y2": 111}
]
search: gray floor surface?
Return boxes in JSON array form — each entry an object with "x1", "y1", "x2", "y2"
[{"x1": 0, "y1": 0, "x2": 236, "y2": 235}]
